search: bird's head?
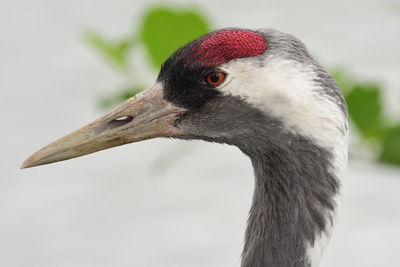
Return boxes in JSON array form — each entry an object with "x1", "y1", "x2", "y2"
[{"x1": 22, "y1": 28, "x2": 347, "y2": 168}]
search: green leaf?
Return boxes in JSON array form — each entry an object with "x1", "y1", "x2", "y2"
[
  {"x1": 140, "y1": 7, "x2": 210, "y2": 69},
  {"x1": 85, "y1": 30, "x2": 131, "y2": 70},
  {"x1": 344, "y1": 84, "x2": 387, "y2": 140},
  {"x1": 380, "y1": 125, "x2": 400, "y2": 165}
]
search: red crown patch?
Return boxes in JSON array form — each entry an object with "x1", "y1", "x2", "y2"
[{"x1": 190, "y1": 29, "x2": 267, "y2": 66}]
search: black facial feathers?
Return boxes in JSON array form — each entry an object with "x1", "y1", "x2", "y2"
[
  {"x1": 157, "y1": 28, "x2": 267, "y2": 110},
  {"x1": 157, "y1": 57, "x2": 220, "y2": 110}
]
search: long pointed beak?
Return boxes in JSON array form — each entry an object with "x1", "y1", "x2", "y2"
[{"x1": 21, "y1": 83, "x2": 187, "y2": 169}]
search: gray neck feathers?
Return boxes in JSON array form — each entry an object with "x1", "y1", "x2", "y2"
[
  {"x1": 177, "y1": 94, "x2": 341, "y2": 267},
  {"x1": 239, "y1": 131, "x2": 339, "y2": 267}
]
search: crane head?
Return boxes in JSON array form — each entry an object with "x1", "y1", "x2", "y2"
[{"x1": 22, "y1": 28, "x2": 347, "y2": 168}]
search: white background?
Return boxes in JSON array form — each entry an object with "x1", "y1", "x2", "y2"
[{"x1": 1, "y1": 0, "x2": 400, "y2": 266}]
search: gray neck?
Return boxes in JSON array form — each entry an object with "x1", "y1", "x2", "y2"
[
  {"x1": 238, "y1": 133, "x2": 339, "y2": 267},
  {"x1": 175, "y1": 95, "x2": 341, "y2": 267}
]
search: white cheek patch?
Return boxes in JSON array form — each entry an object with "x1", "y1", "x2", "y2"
[
  {"x1": 220, "y1": 56, "x2": 349, "y2": 175},
  {"x1": 219, "y1": 56, "x2": 348, "y2": 167}
]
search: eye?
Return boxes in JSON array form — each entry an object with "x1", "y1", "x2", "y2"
[{"x1": 205, "y1": 71, "x2": 226, "y2": 87}]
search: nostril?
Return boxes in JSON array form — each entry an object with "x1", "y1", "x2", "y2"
[
  {"x1": 115, "y1": 116, "x2": 132, "y2": 121},
  {"x1": 108, "y1": 116, "x2": 133, "y2": 129}
]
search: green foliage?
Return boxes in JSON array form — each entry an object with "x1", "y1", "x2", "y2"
[
  {"x1": 85, "y1": 30, "x2": 134, "y2": 70},
  {"x1": 140, "y1": 7, "x2": 210, "y2": 68},
  {"x1": 332, "y1": 70, "x2": 400, "y2": 165},
  {"x1": 345, "y1": 84, "x2": 386, "y2": 140},
  {"x1": 380, "y1": 125, "x2": 400, "y2": 165}
]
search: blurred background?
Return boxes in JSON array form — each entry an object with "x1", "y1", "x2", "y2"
[{"x1": 1, "y1": 0, "x2": 400, "y2": 266}]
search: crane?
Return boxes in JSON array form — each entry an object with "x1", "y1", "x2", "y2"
[{"x1": 22, "y1": 28, "x2": 349, "y2": 267}]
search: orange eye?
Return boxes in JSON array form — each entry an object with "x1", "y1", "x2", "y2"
[{"x1": 205, "y1": 71, "x2": 226, "y2": 87}]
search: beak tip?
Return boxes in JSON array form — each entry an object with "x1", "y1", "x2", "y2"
[
  {"x1": 21, "y1": 152, "x2": 46, "y2": 169},
  {"x1": 21, "y1": 156, "x2": 36, "y2": 169},
  {"x1": 20, "y1": 164, "x2": 28, "y2": 169}
]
